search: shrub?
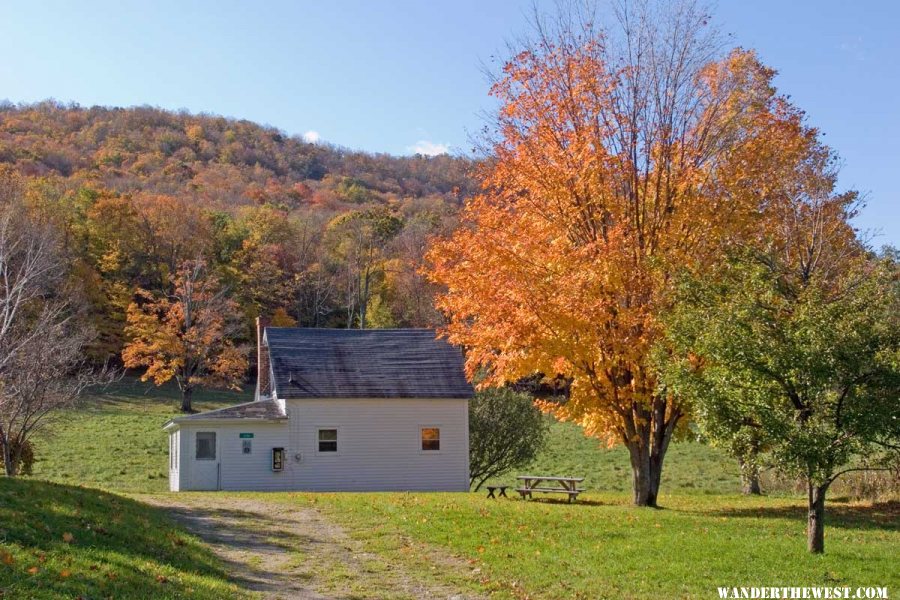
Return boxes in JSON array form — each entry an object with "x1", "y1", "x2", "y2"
[{"x1": 469, "y1": 387, "x2": 548, "y2": 490}]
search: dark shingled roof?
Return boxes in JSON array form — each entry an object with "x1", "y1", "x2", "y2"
[
  {"x1": 265, "y1": 328, "x2": 473, "y2": 399},
  {"x1": 171, "y1": 399, "x2": 287, "y2": 422}
]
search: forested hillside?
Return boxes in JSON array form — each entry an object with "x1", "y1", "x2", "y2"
[{"x1": 0, "y1": 101, "x2": 477, "y2": 361}]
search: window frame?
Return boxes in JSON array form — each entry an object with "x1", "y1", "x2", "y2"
[
  {"x1": 419, "y1": 426, "x2": 441, "y2": 453},
  {"x1": 272, "y1": 447, "x2": 285, "y2": 472},
  {"x1": 195, "y1": 431, "x2": 217, "y2": 461},
  {"x1": 316, "y1": 427, "x2": 339, "y2": 454}
]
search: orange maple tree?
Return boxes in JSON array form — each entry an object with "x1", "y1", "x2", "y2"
[
  {"x1": 426, "y1": 2, "x2": 823, "y2": 506},
  {"x1": 123, "y1": 259, "x2": 247, "y2": 412}
]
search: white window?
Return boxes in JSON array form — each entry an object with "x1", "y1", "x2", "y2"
[
  {"x1": 421, "y1": 427, "x2": 440, "y2": 451},
  {"x1": 318, "y1": 429, "x2": 337, "y2": 452},
  {"x1": 196, "y1": 432, "x2": 216, "y2": 460}
]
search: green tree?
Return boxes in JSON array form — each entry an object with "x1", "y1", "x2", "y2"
[
  {"x1": 468, "y1": 388, "x2": 549, "y2": 491},
  {"x1": 661, "y1": 250, "x2": 899, "y2": 553}
]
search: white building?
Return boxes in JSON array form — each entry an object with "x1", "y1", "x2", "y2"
[{"x1": 164, "y1": 321, "x2": 473, "y2": 492}]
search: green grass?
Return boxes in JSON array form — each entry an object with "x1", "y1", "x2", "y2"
[
  {"x1": 0, "y1": 478, "x2": 245, "y2": 599},
  {"x1": 31, "y1": 378, "x2": 252, "y2": 492},
  {"x1": 487, "y1": 418, "x2": 741, "y2": 494},
  {"x1": 23, "y1": 379, "x2": 899, "y2": 599},
  {"x1": 269, "y1": 491, "x2": 899, "y2": 600}
]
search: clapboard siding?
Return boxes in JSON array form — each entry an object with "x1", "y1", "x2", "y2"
[
  {"x1": 217, "y1": 423, "x2": 294, "y2": 491},
  {"x1": 171, "y1": 422, "x2": 289, "y2": 491},
  {"x1": 171, "y1": 397, "x2": 469, "y2": 492},
  {"x1": 283, "y1": 397, "x2": 469, "y2": 491}
]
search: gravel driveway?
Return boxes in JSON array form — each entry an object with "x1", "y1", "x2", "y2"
[{"x1": 142, "y1": 494, "x2": 479, "y2": 600}]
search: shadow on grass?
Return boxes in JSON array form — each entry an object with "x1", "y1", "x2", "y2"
[
  {"x1": 697, "y1": 500, "x2": 899, "y2": 532},
  {"x1": 78, "y1": 376, "x2": 254, "y2": 413},
  {"x1": 498, "y1": 494, "x2": 898, "y2": 531},
  {"x1": 0, "y1": 478, "x2": 235, "y2": 598},
  {"x1": 506, "y1": 496, "x2": 616, "y2": 507}
]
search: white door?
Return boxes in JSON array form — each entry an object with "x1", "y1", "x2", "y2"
[{"x1": 193, "y1": 430, "x2": 220, "y2": 490}]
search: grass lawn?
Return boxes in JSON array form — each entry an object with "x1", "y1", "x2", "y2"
[
  {"x1": 21, "y1": 378, "x2": 900, "y2": 599},
  {"x1": 30, "y1": 378, "x2": 251, "y2": 493},
  {"x1": 271, "y1": 491, "x2": 899, "y2": 600},
  {"x1": 0, "y1": 478, "x2": 245, "y2": 599},
  {"x1": 486, "y1": 419, "x2": 741, "y2": 494}
]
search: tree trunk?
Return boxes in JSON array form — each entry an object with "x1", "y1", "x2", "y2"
[
  {"x1": 624, "y1": 395, "x2": 679, "y2": 507},
  {"x1": 359, "y1": 268, "x2": 371, "y2": 330},
  {"x1": 648, "y1": 447, "x2": 666, "y2": 506},
  {"x1": 180, "y1": 386, "x2": 194, "y2": 413},
  {"x1": 627, "y1": 442, "x2": 653, "y2": 505},
  {"x1": 807, "y1": 480, "x2": 827, "y2": 553},
  {"x1": 627, "y1": 441, "x2": 669, "y2": 506},
  {"x1": 739, "y1": 458, "x2": 762, "y2": 495},
  {"x1": 1, "y1": 434, "x2": 16, "y2": 477},
  {"x1": 3, "y1": 454, "x2": 15, "y2": 477},
  {"x1": 0, "y1": 427, "x2": 16, "y2": 477}
]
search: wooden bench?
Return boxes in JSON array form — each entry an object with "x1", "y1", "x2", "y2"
[
  {"x1": 516, "y1": 475, "x2": 585, "y2": 502},
  {"x1": 485, "y1": 485, "x2": 509, "y2": 499}
]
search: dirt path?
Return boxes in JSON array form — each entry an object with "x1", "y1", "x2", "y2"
[{"x1": 142, "y1": 494, "x2": 479, "y2": 600}]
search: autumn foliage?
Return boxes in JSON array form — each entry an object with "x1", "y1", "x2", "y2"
[
  {"x1": 123, "y1": 260, "x2": 248, "y2": 412},
  {"x1": 0, "y1": 102, "x2": 472, "y2": 360},
  {"x1": 427, "y1": 2, "x2": 839, "y2": 506}
]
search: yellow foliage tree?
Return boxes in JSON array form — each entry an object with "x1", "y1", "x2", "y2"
[{"x1": 426, "y1": 1, "x2": 825, "y2": 506}]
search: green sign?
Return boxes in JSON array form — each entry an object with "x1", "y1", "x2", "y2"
[{"x1": 239, "y1": 433, "x2": 254, "y2": 439}]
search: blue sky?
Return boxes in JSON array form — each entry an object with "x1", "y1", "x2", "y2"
[{"x1": 1, "y1": 1, "x2": 897, "y2": 245}]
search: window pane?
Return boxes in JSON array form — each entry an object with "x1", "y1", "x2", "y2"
[
  {"x1": 318, "y1": 429, "x2": 337, "y2": 452},
  {"x1": 421, "y1": 428, "x2": 440, "y2": 451},
  {"x1": 196, "y1": 432, "x2": 216, "y2": 460},
  {"x1": 272, "y1": 447, "x2": 284, "y2": 471}
]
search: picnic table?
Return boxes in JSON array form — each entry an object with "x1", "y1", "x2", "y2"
[{"x1": 516, "y1": 475, "x2": 585, "y2": 502}]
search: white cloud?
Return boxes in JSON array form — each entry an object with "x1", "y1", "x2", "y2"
[
  {"x1": 302, "y1": 130, "x2": 321, "y2": 143},
  {"x1": 839, "y1": 36, "x2": 866, "y2": 61},
  {"x1": 408, "y1": 140, "x2": 450, "y2": 156}
]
